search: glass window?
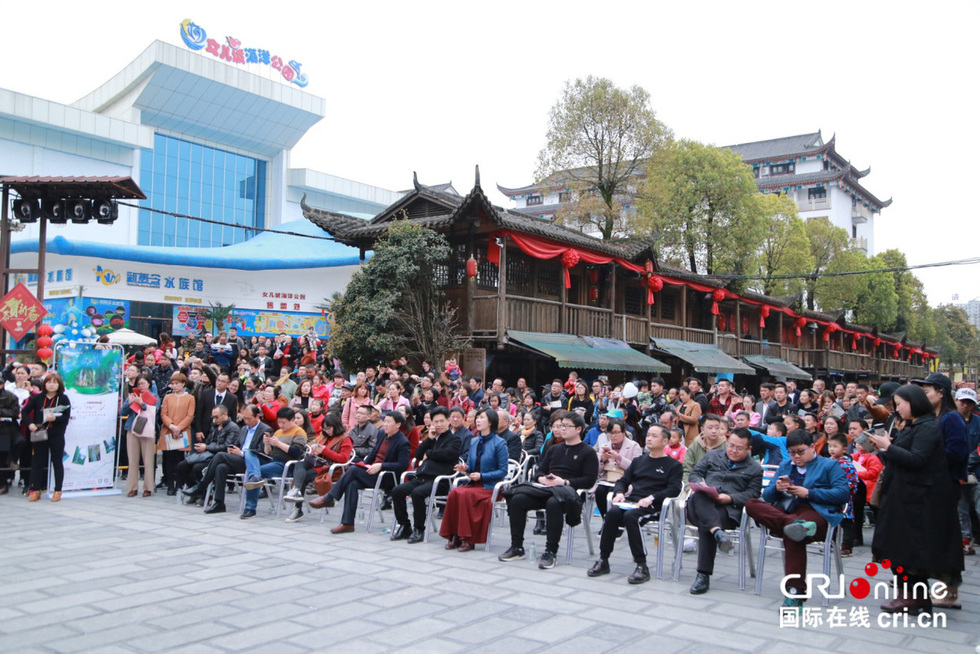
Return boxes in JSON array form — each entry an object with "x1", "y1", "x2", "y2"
[{"x1": 137, "y1": 136, "x2": 267, "y2": 247}]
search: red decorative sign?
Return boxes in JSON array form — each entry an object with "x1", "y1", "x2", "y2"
[{"x1": 0, "y1": 283, "x2": 47, "y2": 341}]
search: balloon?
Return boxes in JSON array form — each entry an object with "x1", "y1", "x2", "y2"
[{"x1": 622, "y1": 382, "x2": 639, "y2": 399}]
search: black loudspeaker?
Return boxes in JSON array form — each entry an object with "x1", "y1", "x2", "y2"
[
  {"x1": 66, "y1": 199, "x2": 92, "y2": 224},
  {"x1": 43, "y1": 198, "x2": 67, "y2": 224},
  {"x1": 93, "y1": 199, "x2": 118, "y2": 225},
  {"x1": 11, "y1": 198, "x2": 40, "y2": 223}
]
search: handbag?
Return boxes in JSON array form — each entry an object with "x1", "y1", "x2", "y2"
[
  {"x1": 133, "y1": 415, "x2": 148, "y2": 434},
  {"x1": 31, "y1": 428, "x2": 48, "y2": 443},
  {"x1": 184, "y1": 450, "x2": 213, "y2": 464}
]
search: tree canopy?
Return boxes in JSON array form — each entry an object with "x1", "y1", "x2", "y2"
[
  {"x1": 329, "y1": 223, "x2": 469, "y2": 370},
  {"x1": 537, "y1": 76, "x2": 670, "y2": 240},
  {"x1": 639, "y1": 139, "x2": 767, "y2": 279}
]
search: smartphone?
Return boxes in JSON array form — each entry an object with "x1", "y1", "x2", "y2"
[{"x1": 778, "y1": 475, "x2": 791, "y2": 484}]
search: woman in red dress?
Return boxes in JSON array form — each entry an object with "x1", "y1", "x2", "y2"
[{"x1": 440, "y1": 409, "x2": 510, "y2": 551}]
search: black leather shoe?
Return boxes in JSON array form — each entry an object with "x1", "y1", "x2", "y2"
[
  {"x1": 166, "y1": 487, "x2": 177, "y2": 496},
  {"x1": 390, "y1": 524, "x2": 410, "y2": 541},
  {"x1": 587, "y1": 559, "x2": 610, "y2": 577},
  {"x1": 627, "y1": 563, "x2": 650, "y2": 585},
  {"x1": 204, "y1": 502, "x2": 226, "y2": 514},
  {"x1": 689, "y1": 572, "x2": 710, "y2": 594},
  {"x1": 714, "y1": 530, "x2": 733, "y2": 554},
  {"x1": 532, "y1": 518, "x2": 547, "y2": 535},
  {"x1": 407, "y1": 529, "x2": 425, "y2": 544}
]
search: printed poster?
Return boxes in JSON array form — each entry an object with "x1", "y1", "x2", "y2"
[{"x1": 56, "y1": 345, "x2": 123, "y2": 492}]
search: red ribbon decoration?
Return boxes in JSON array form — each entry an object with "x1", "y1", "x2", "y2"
[
  {"x1": 795, "y1": 316, "x2": 807, "y2": 337},
  {"x1": 560, "y1": 249, "x2": 580, "y2": 288},
  {"x1": 711, "y1": 289, "x2": 725, "y2": 315},
  {"x1": 646, "y1": 274, "x2": 663, "y2": 305},
  {"x1": 823, "y1": 323, "x2": 838, "y2": 342},
  {"x1": 759, "y1": 305, "x2": 770, "y2": 329}
]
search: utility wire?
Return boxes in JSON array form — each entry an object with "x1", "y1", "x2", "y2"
[
  {"x1": 117, "y1": 201, "x2": 980, "y2": 281},
  {"x1": 116, "y1": 201, "x2": 343, "y2": 243}
]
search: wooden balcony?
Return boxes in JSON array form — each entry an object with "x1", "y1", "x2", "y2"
[{"x1": 471, "y1": 294, "x2": 920, "y2": 378}]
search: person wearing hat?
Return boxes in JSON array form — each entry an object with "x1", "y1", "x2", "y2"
[
  {"x1": 871, "y1": 382, "x2": 901, "y2": 426},
  {"x1": 954, "y1": 387, "x2": 980, "y2": 557}
]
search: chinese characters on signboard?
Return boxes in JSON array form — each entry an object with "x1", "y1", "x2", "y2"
[
  {"x1": 180, "y1": 19, "x2": 308, "y2": 87},
  {"x1": 0, "y1": 283, "x2": 47, "y2": 340}
]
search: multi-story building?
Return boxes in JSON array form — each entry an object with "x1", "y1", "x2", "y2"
[
  {"x1": 957, "y1": 299, "x2": 980, "y2": 331},
  {"x1": 498, "y1": 130, "x2": 890, "y2": 254},
  {"x1": 2, "y1": 24, "x2": 398, "y2": 339}
]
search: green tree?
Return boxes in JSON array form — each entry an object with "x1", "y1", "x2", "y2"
[
  {"x1": 854, "y1": 254, "x2": 898, "y2": 329},
  {"x1": 753, "y1": 194, "x2": 813, "y2": 297},
  {"x1": 537, "y1": 76, "x2": 671, "y2": 240},
  {"x1": 933, "y1": 304, "x2": 979, "y2": 370},
  {"x1": 639, "y1": 139, "x2": 767, "y2": 278},
  {"x1": 803, "y1": 217, "x2": 850, "y2": 311},
  {"x1": 203, "y1": 302, "x2": 237, "y2": 335},
  {"x1": 813, "y1": 249, "x2": 870, "y2": 318},
  {"x1": 330, "y1": 223, "x2": 469, "y2": 370}
]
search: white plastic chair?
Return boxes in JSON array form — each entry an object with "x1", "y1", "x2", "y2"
[
  {"x1": 754, "y1": 517, "x2": 844, "y2": 606},
  {"x1": 674, "y1": 500, "x2": 756, "y2": 589}
]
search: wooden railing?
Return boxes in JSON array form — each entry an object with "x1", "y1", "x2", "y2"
[{"x1": 471, "y1": 295, "x2": 920, "y2": 377}]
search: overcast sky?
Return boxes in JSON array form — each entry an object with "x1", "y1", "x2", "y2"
[{"x1": 2, "y1": 1, "x2": 975, "y2": 307}]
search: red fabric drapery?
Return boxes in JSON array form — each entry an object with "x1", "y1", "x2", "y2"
[{"x1": 485, "y1": 229, "x2": 916, "y2": 353}]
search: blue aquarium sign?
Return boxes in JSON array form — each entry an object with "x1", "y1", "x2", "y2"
[{"x1": 180, "y1": 19, "x2": 309, "y2": 87}]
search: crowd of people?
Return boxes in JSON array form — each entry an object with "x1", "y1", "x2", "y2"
[{"x1": 1, "y1": 328, "x2": 977, "y2": 617}]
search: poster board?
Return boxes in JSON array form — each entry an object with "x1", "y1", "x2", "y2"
[{"x1": 52, "y1": 343, "x2": 124, "y2": 496}]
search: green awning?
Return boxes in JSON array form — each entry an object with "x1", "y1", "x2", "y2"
[
  {"x1": 650, "y1": 337, "x2": 754, "y2": 375},
  {"x1": 508, "y1": 331, "x2": 671, "y2": 373},
  {"x1": 742, "y1": 354, "x2": 813, "y2": 381}
]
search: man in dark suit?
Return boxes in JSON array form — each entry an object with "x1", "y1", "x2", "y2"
[
  {"x1": 390, "y1": 407, "x2": 462, "y2": 543},
  {"x1": 313, "y1": 411, "x2": 411, "y2": 533},
  {"x1": 755, "y1": 383, "x2": 777, "y2": 425},
  {"x1": 194, "y1": 372, "x2": 239, "y2": 441},
  {"x1": 185, "y1": 405, "x2": 271, "y2": 514}
]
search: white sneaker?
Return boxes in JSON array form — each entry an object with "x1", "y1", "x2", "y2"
[
  {"x1": 285, "y1": 506, "x2": 304, "y2": 522},
  {"x1": 283, "y1": 488, "x2": 303, "y2": 503}
]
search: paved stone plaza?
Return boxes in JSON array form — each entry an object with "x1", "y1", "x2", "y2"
[{"x1": 0, "y1": 488, "x2": 976, "y2": 653}]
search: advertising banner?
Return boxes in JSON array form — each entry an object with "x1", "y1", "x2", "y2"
[
  {"x1": 43, "y1": 297, "x2": 130, "y2": 335},
  {"x1": 171, "y1": 305, "x2": 330, "y2": 338},
  {"x1": 55, "y1": 344, "x2": 123, "y2": 495}
]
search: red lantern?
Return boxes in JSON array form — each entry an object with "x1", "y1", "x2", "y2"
[
  {"x1": 466, "y1": 255, "x2": 478, "y2": 279},
  {"x1": 873, "y1": 337, "x2": 882, "y2": 348},
  {"x1": 36, "y1": 336, "x2": 53, "y2": 348},
  {"x1": 588, "y1": 286, "x2": 599, "y2": 302},
  {"x1": 717, "y1": 314, "x2": 727, "y2": 331},
  {"x1": 36, "y1": 324, "x2": 54, "y2": 337},
  {"x1": 36, "y1": 347, "x2": 53, "y2": 360},
  {"x1": 851, "y1": 334, "x2": 859, "y2": 350},
  {"x1": 794, "y1": 316, "x2": 807, "y2": 337},
  {"x1": 711, "y1": 289, "x2": 725, "y2": 315},
  {"x1": 759, "y1": 305, "x2": 770, "y2": 329},
  {"x1": 588, "y1": 268, "x2": 600, "y2": 285},
  {"x1": 741, "y1": 315, "x2": 750, "y2": 335},
  {"x1": 645, "y1": 259, "x2": 654, "y2": 274},
  {"x1": 823, "y1": 323, "x2": 838, "y2": 342}
]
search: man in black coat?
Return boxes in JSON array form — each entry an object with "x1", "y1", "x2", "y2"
[
  {"x1": 0, "y1": 386, "x2": 22, "y2": 493},
  {"x1": 185, "y1": 405, "x2": 271, "y2": 514},
  {"x1": 193, "y1": 372, "x2": 239, "y2": 441},
  {"x1": 390, "y1": 407, "x2": 462, "y2": 543}
]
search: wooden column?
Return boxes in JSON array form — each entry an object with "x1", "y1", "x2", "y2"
[
  {"x1": 496, "y1": 237, "x2": 507, "y2": 347},
  {"x1": 777, "y1": 311, "x2": 784, "y2": 359},
  {"x1": 644, "y1": 280, "x2": 652, "y2": 353},
  {"x1": 680, "y1": 284, "x2": 688, "y2": 342},
  {"x1": 734, "y1": 300, "x2": 741, "y2": 356},
  {"x1": 559, "y1": 268, "x2": 567, "y2": 333},
  {"x1": 608, "y1": 265, "x2": 617, "y2": 340}
]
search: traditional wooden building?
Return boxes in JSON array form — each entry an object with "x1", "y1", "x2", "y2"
[{"x1": 303, "y1": 169, "x2": 931, "y2": 387}]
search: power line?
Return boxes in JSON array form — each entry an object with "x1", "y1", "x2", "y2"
[
  {"x1": 713, "y1": 257, "x2": 980, "y2": 282},
  {"x1": 116, "y1": 201, "x2": 342, "y2": 243}
]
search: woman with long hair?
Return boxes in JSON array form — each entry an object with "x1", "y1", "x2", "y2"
[
  {"x1": 25, "y1": 373, "x2": 72, "y2": 501},
  {"x1": 283, "y1": 412, "x2": 352, "y2": 522},
  {"x1": 290, "y1": 379, "x2": 314, "y2": 410},
  {"x1": 869, "y1": 384, "x2": 964, "y2": 615}
]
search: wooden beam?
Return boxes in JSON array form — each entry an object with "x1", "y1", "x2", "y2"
[
  {"x1": 496, "y1": 237, "x2": 507, "y2": 347},
  {"x1": 680, "y1": 284, "x2": 687, "y2": 342}
]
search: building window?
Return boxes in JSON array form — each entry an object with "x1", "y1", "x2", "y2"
[
  {"x1": 138, "y1": 134, "x2": 266, "y2": 247},
  {"x1": 507, "y1": 252, "x2": 534, "y2": 296},
  {"x1": 558, "y1": 191, "x2": 570, "y2": 203},
  {"x1": 808, "y1": 187, "x2": 826, "y2": 200},
  {"x1": 624, "y1": 286, "x2": 642, "y2": 316},
  {"x1": 536, "y1": 261, "x2": 560, "y2": 297},
  {"x1": 661, "y1": 294, "x2": 676, "y2": 321},
  {"x1": 769, "y1": 161, "x2": 795, "y2": 176},
  {"x1": 526, "y1": 195, "x2": 543, "y2": 206}
]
